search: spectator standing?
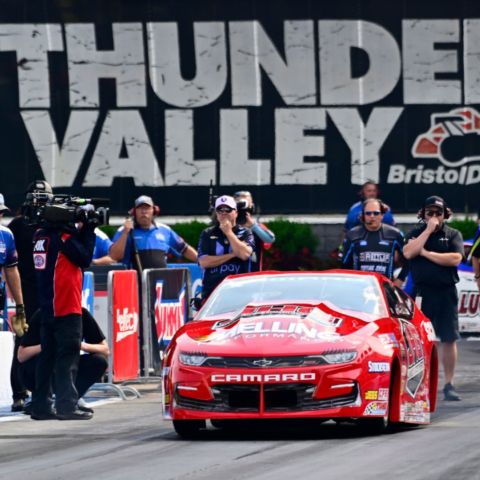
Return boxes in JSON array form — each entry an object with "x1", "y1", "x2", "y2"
[
  {"x1": 0, "y1": 191, "x2": 29, "y2": 412},
  {"x1": 344, "y1": 181, "x2": 396, "y2": 231},
  {"x1": 18, "y1": 307, "x2": 108, "y2": 413},
  {"x1": 404, "y1": 195, "x2": 464, "y2": 401},
  {"x1": 233, "y1": 191, "x2": 275, "y2": 272},
  {"x1": 342, "y1": 198, "x2": 404, "y2": 283},
  {"x1": 110, "y1": 195, "x2": 197, "y2": 270},
  {"x1": 469, "y1": 224, "x2": 480, "y2": 293},
  {"x1": 198, "y1": 195, "x2": 254, "y2": 301},
  {"x1": 91, "y1": 228, "x2": 116, "y2": 265},
  {"x1": 31, "y1": 215, "x2": 96, "y2": 420}
]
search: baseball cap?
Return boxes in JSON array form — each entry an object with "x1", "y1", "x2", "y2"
[
  {"x1": 134, "y1": 195, "x2": 154, "y2": 208},
  {"x1": 0, "y1": 193, "x2": 9, "y2": 212},
  {"x1": 424, "y1": 195, "x2": 446, "y2": 210},
  {"x1": 215, "y1": 195, "x2": 237, "y2": 210}
]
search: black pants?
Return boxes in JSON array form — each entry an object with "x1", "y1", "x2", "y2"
[
  {"x1": 10, "y1": 335, "x2": 27, "y2": 402},
  {"x1": 10, "y1": 302, "x2": 39, "y2": 402},
  {"x1": 20, "y1": 353, "x2": 107, "y2": 399},
  {"x1": 32, "y1": 311, "x2": 83, "y2": 415}
]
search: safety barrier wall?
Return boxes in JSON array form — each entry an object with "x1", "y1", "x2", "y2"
[
  {"x1": 141, "y1": 268, "x2": 191, "y2": 376},
  {"x1": 107, "y1": 270, "x2": 140, "y2": 383}
]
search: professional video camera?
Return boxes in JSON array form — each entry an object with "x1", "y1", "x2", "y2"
[{"x1": 24, "y1": 193, "x2": 110, "y2": 227}]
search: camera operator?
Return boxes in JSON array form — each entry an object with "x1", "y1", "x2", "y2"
[
  {"x1": 30, "y1": 202, "x2": 96, "y2": 420},
  {"x1": 198, "y1": 195, "x2": 254, "y2": 301},
  {"x1": 233, "y1": 191, "x2": 275, "y2": 272},
  {"x1": 0, "y1": 193, "x2": 27, "y2": 411},
  {"x1": 7, "y1": 180, "x2": 51, "y2": 412}
]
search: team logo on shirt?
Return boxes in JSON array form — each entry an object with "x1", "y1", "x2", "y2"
[
  {"x1": 33, "y1": 237, "x2": 48, "y2": 270},
  {"x1": 0, "y1": 241, "x2": 6, "y2": 254}
]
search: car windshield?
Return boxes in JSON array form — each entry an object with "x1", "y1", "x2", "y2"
[{"x1": 197, "y1": 273, "x2": 387, "y2": 319}]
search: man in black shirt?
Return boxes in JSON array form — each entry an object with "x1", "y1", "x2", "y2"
[
  {"x1": 18, "y1": 308, "x2": 108, "y2": 412},
  {"x1": 342, "y1": 198, "x2": 404, "y2": 282},
  {"x1": 198, "y1": 195, "x2": 254, "y2": 301},
  {"x1": 404, "y1": 195, "x2": 464, "y2": 401}
]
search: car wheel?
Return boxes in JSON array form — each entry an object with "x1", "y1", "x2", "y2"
[
  {"x1": 357, "y1": 416, "x2": 388, "y2": 435},
  {"x1": 173, "y1": 420, "x2": 206, "y2": 439}
]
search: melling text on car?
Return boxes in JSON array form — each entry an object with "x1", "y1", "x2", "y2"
[{"x1": 162, "y1": 271, "x2": 438, "y2": 437}]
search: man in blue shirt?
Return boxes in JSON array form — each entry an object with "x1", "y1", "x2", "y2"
[
  {"x1": 110, "y1": 195, "x2": 197, "y2": 270},
  {"x1": 91, "y1": 228, "x2": 116, "y2": 265}
]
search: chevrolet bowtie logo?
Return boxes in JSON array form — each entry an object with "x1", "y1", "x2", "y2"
[{"x1": 252, "y1": 358, "x2": 273, "y2": 367}]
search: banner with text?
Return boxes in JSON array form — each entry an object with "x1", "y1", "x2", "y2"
[{"x1": 0, "y1": 0, "x2": 478, "y2": 214}]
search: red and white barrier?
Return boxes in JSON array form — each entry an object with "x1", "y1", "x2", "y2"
[{"x1": 108, "y1": 270, "x2": 140, "y2": 383}]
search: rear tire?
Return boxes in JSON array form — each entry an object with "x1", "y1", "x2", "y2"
[{"x1": 173, "y1": 420, "x2": 206, "y2": 439}]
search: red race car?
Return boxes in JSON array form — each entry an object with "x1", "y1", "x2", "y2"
[{"x1": 162, "y1": 270, "x2": 439, "y2": 437}]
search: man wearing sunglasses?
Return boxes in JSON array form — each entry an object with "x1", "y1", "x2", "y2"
[
  {"x1": 342, "y1": 198, "x2": 404, "y2": 283},
  {"x1": 404, "y1": 196, "x2": 464, "y2": 401},
  {"x1": 197, "y1": 195, "x2": 254, "y2": 301}
]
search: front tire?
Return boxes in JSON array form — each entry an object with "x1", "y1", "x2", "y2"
[{"x1": 173, "y1": 420, "x2": 206, "y2": 439}]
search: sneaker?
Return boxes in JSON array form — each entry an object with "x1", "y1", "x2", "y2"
[
  {"x1": 11, "y1": 399, "x2": 25, "y2": 412},
  {"x1": 443, "y1": 383, "x2": 461, "y2": 401},
  {"x1": 56, "y1": 409, "x2": 93, "y2": 420},
  {"x1": 77, "y1": 398, "x2": 94, "y2": 413},
  {"x1": 31, "y1": 409, "x2": 57, "y2": 420}
]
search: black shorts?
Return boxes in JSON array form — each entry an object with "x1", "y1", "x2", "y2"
[{"x1": 416, "y1": 285, "x2": 460, "y2": 343}]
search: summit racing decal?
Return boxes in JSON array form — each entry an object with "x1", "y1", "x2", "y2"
[
  {"x1": 389, "y1": 107, "x2": 480, "y2": 185},
  {"x1": 211, "y1": 372, "x2": 316, "y2": 383}
]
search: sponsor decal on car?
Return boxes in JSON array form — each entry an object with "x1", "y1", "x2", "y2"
[
  {"x1": 421, "y1": 320, "x2": 437, "y2": 342},
  {"x1": 378, "y1": 388, "x2": 389, "y2": 401},
  {"x1": 211, "y1": 372, "x2": 316, "y2": 383},
  {"x1": 365, "y1": 390, "x2": 378, "y2": 400},
  {"x1": 368, "y1": 361, "x2": 390, "y2": 373},
  {"x1": 363, "y1": 401, "x2": 388, "y2": 416},
  {"x1": 401, "y1": 320, "x2": 425, "y2": 397},
  {"x1": 213, "y1": 320, "x2": 341, "y2": 342},
  {"x1": 379, "y1": 333, "x2": 399, "y2": 348}
]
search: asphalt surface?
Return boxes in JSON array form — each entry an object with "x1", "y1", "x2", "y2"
[{"x1": 1, "y1": 338, "x2": 480, "y2": 480}]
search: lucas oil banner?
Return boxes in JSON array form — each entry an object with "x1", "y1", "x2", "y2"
[{"x1": 0, "y1": 0, "x2": 479, "y2": 214}]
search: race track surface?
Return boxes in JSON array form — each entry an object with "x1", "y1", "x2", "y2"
[{"x1": 1, "y1": 338, "x2": 480, "y2": 480}]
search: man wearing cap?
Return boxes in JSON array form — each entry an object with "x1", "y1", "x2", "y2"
[
  {"x1": 197, "y1": 195, "x2": 254, "y2": 301},
  {"x1": 110, "y1": 195, "x2": 197, "y2": 269},
  {"x1": 404, "y1": 195, "x2": 464, "y2": 401}
]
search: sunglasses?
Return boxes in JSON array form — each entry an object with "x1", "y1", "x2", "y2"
[
  {"x1": 216, "y1": 207, "x2": 234, "y2": 213},
  {"x1": 364, "y1": 211, "x2": 382, "y2": 216},
  {"x1": 425, "y1": 209, "x2": 444, "y2": 217}
]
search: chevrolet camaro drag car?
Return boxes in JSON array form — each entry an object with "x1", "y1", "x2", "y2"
[{"x1": 162, "y1": 270, "x2": 439, "y2": 437}]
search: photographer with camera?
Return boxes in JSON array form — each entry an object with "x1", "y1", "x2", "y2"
[
  {"x1": 198, "y1": 195, "x2": 254, "y2": 301},
  {"x1": 233, "y1": 191, "x2": 275, "y2": 272},
  {"x1": 30, "y1": 197, "x2": 97, "y2": 420},
  {"x1": 7, "y1": 180, "x2": 52, "y2": 412}
]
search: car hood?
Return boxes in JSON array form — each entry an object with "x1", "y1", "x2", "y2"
[{"x1": 176, "y1": 303, "x2": 379, "y2": 356}]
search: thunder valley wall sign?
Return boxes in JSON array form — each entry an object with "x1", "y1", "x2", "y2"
[{"x1": 0, "y1": 0, "x2": 478, "y2": 214}]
